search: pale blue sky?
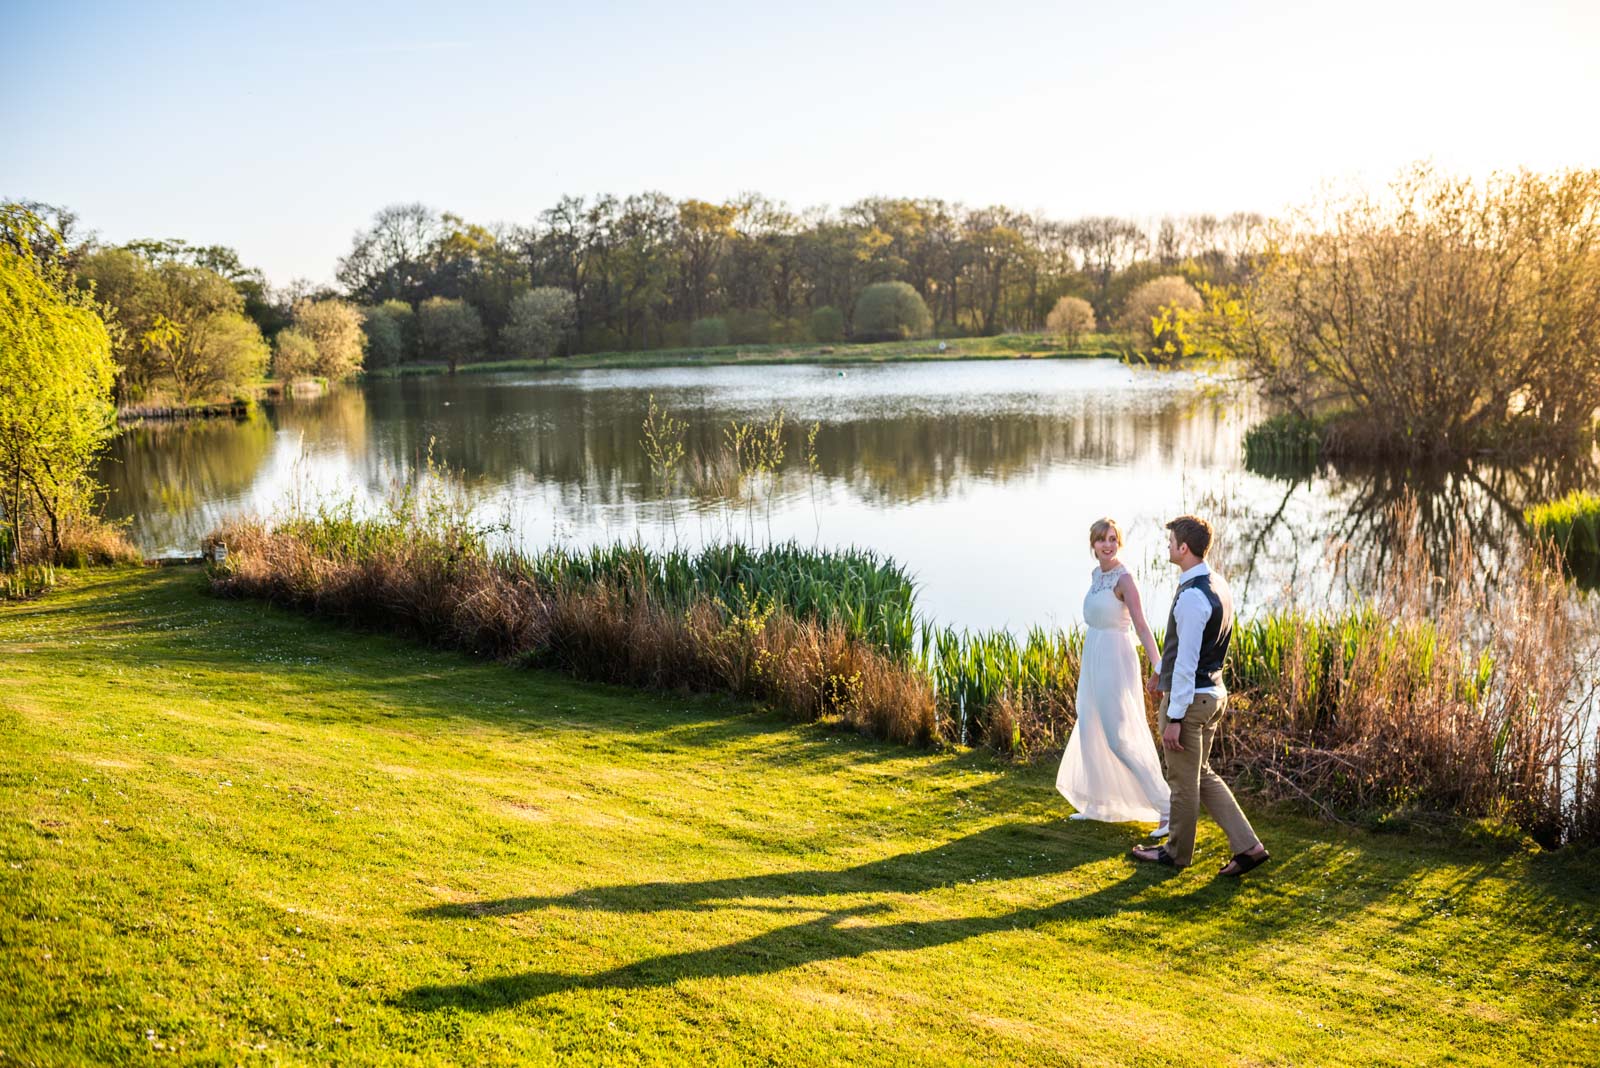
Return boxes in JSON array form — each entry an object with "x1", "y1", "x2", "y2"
[{"x1": 4, "y1": 0, "x2": 1596, "y2": 286}]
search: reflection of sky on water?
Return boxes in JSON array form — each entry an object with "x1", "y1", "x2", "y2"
[{"x1": 100, "y1": 360, "x2": 1598, "y2": 632}]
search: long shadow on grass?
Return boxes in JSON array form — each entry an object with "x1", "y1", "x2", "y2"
[
  {"x1": 397, "y1": 821, "x2": 1326, "y2": 1011},
  {"x1": 397, "y1": 858, "x2": 1232, "y2": 1011},
  {"x1": 401, "y1": 819, "x2": 1600, "y2": 1016},
  {"x1": 415, "y1": 821, "x2": 1094, "y2": 920}
]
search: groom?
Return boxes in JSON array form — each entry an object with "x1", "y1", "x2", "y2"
[{"x1": 1131, "y1": 516, "x2": 1270, "y2": 877}]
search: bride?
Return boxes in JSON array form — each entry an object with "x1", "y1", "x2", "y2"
[{"x1": 1057, "y1": 517, "x2": 1171, "y2": 836}]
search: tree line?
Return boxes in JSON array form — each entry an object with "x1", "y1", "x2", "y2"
[
  {"x1": 11, "y1": 163, "x2": 1594, "y2": 471},
  {"x1": 336, "y1": 196, "x2": 1265, "y2": 359}
]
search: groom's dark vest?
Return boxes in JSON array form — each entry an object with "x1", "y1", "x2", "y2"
[{"x1": 1158, "y1": 571, "x2": 1233, "y2": 693}]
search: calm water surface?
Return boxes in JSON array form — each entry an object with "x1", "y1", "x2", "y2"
[{"x1": 102, "y1": 360, "x2": 1598, "y2": 631}]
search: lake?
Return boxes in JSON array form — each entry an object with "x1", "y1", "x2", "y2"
[{"x1": 102, "y1": 359, "x2": 1598, "y2": 631}]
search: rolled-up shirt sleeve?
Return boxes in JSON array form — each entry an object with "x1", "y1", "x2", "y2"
[{"x1": 1167, "y1": 588, "x2": 1210, "y2": 720}]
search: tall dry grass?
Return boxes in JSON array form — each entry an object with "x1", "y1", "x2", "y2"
[
  {"x1": 209, "y1": 514, "x2": 937, "y2": 746},
  {"x1": 1217, "y1": 508, "x2": 1598, "y2": 846},
  {"x1": 2, "y1": 513, "x2": 141, "y2": 599}
]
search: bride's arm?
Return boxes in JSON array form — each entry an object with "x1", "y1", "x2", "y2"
[{"x1": 1118, "y1": 573, "x2": 1162, "y2": 667}]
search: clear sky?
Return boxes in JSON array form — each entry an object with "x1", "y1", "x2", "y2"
[{"x1": 4, "y1": 0, "x2": 1597, "y2": 287}]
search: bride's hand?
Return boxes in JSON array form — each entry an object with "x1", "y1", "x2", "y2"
[{"x1": 1145, "y1": 672, "x2": 1160, "y2": 695}]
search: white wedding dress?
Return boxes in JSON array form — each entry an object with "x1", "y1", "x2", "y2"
[{"x1": 1056, "y1": 565, "x2": 1171, "y2": 824}]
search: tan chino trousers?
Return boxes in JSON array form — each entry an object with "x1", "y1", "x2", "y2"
[{"x1": 1158, "y1": 692, "x2": 1258, "y2": 868}]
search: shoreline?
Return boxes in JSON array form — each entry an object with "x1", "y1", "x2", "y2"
[{"x1": 360, "y1": 333, "x2": 1128, "y2": 378}]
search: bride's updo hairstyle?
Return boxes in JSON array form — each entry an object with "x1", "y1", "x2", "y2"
[{"x1": 1088, "y1": 517, "x2": 1122, "y2": 553}]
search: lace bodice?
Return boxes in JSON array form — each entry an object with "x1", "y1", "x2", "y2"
[{"x1": 1084, "y1": 565, "x2": 1132, "y2": 631}]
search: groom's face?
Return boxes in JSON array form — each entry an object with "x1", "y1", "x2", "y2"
[{"x1": 1167, "y1": 530, "x2": 1182, "y2": 564}]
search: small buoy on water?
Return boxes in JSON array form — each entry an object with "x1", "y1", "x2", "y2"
[{"x1": 837, "y1": 370, "x2": 846, "y2": 378}]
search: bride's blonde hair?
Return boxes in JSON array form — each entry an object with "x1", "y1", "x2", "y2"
[{"x1": 1089, "y1": 517, "x2": 1122, "y2": 552}]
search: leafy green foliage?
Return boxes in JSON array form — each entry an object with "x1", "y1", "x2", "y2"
[
  {"x1": 1118, "y1": 275, "x2": 1202, "y2": 363},
  {"x1": 0, "y1": 216, "x2": 115, "y2": 579},
  {"x1": 271, "y1": 328, "x2": 319, "y2": 381},
  {"x1": 689, "y1": 316, "x2": 729, "y2": 348},
  {"x1": 1526, "y1": 491, "x2": 1600, "y2": 581},
  {"x1": 853, "y1": 282, "x2": 932, "y2": 342},
  {"x1": 500, "y1": 287, "x2": 575, "y2": 359},
  {"x1": 809, "y1": 305, "x2": 845, "y2": 343},
  {"x1": 360, "y1": 300, "x2": 414, "y2": 367},
  {"x1": 78, "y1": 246, "x2": 269, "y2": 403},
  {"x1": 290, "y1": 298, "x2": 366, "y2": 380},
  {"x1": 417, "y1": 296, "x2": 485, "y2": 373}
]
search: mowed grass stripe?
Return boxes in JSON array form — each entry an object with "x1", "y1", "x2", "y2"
[{"x1": 1, "y1": 568, "x2": 1596, "y2": 1065}]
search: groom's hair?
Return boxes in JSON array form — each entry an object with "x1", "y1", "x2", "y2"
[{"x1": 1166, "y1": 515, "x2": 1213, "y2": 558}]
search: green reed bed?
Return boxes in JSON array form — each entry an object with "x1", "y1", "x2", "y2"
[
  {"x1": 1526, "y1": 490, "x2": 1600, "y2": 574},
  {"x1": 508, "y1": 540, "x2": 919, "y2": 658},
  {"x1": 208, "y1": 487, "x2": 1599, "y2": 844},
  {"x1": 1242, "y1": 412, "x2": 1325, "y2": 468}
]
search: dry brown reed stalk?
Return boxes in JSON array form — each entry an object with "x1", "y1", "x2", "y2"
[
  {"x1": 1218, "y1": 498, "x2": 1599, "y2": 845},
  {"x1": 983, "y1": 686, "x2": 1079, "y2": 758},
  {"x1": 53, "y1": 515, "x2": 142, "y2": 567},
  {"x1": 208, "y1": 519, "x2": 937, "y2": 746}
]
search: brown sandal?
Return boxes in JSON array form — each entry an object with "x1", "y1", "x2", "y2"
[
  {"x1": 1219, "y1": 849, "x2": 1270, "y2": 877},
  {"x1": 1131, "y1": 845, "x2": 1178, "y2": 866}
]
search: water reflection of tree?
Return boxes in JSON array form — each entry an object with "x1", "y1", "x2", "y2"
[
  {"x1": 352, "y1": 381, "x2": 1245, "y2": 512},
  {"x1": 1231, "y1": 446, "x2": 1600, "y2": 603},
  {"x1": 274, "y1": 385, "x2": 370, "y2": 459},
  {"x1": 99, "y1": 412, "x2": 276, "y2": 550}
]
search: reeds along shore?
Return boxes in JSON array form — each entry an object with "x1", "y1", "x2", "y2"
[{"x1": 207, "y1": 500, "x2": 1600, "y2": 845}]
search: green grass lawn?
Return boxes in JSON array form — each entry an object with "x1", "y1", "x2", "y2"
[
  {"x1": 365, "y1": 332, "x2": 1127, "y2": 377},
  {"x1": 2, "y1": 569, "x2": 1597, "y2": 1066}
]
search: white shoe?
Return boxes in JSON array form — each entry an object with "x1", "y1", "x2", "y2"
[
  {"x1": 1069, "y1": 812, "x2": 1091, "y2": 821},
  {"x1": 1150, "y1": 824, "x2": 1170, "y2": 839}
]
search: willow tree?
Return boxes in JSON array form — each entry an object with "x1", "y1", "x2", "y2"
[
  {"x1": 1201, "y1": 166, "x2": 1600, "y2": 457},
  {"x1": 0, "y1": 228, "x2": 115, "y2": 568}
]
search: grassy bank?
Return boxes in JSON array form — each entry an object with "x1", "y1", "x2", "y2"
[
  {"x1": 209, "y1": 492, "x2": 1598, "y2": 845},
  {"x1": 2, "y1": 568, "x2": 1598, "y2": 1065},
  {"x1": 361, "y1": 332, "x2": 1127, "y2": 377}
]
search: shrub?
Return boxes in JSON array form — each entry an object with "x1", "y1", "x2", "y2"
[
  {"x1": 809, "y1": 305, "x2": 845, "y2": 343},
  {"x1": 291, "y1": 298, "x2": 366, "y2": 380},
  {"x1": 689, "y1": 317, "x2": 729, "y2": 348},
  {"x1": 726, "y1": 308, "x2": 773, "y2": 345},
  {"x1": 502, "y1": 287, "x2": 576, "y2": 359},
  {"x1": 417, "y1": 297, "x2": 485, "y2": 373},
  {"x1": 361, "y1": 301, "x2": 413, "y2": 368},
  {"x1": 853, "y1": 282, "x2": 932, "y2": 341},
  {"x1": 53, "y1": 514, "x2": 140, "y2": 568},
  {"x1": 1044, "y1": 296, "x2": 1095, "y2": 346},
  {"x1": 272, "y1": 328, "x2": 319, "y2": 381},
  {"x1": 1119, "y1": 276, "x2": 1202, "y2": 362}
]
